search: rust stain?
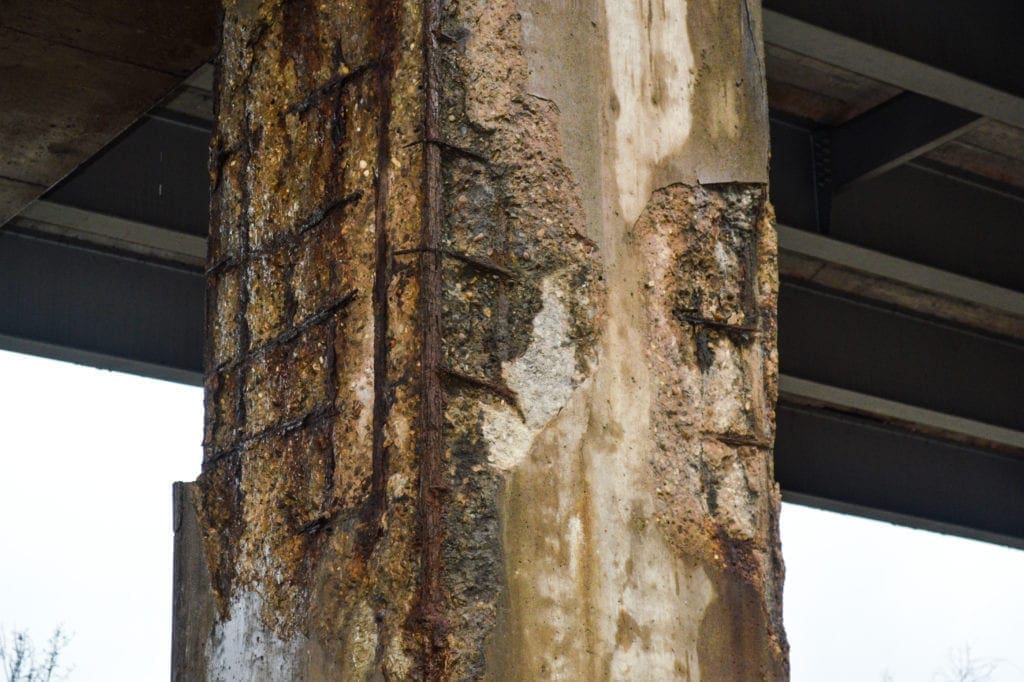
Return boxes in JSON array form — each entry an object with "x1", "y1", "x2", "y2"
[
  {"x1": 188, "y1": 0, "x2": 786, "y2": 678},
  {"x1": 413, "y1": 0, "x2": 450, "y2": 674},
  {"x1": 365, "y1": 0, "x2": 399, "y2": 558}
]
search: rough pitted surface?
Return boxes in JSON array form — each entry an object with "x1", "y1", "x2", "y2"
[
  {"x1": 179, "y1": 0, "x2": 787, "y2": 679},
  {"x1": 196, "y1": 0, "x2": 425, "y2": 676},
  {"x1": 434, "y1": 2, "x2": 604, "y2": 674},
  {"x1": 637, "y1": 185, "x2": 786, "y2": 677}
]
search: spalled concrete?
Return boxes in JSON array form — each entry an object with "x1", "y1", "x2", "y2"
[{"x1": 176, "y1": 0, "x2": 787, "y2": 678}]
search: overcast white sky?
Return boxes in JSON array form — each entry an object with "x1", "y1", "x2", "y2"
[{"x1": 1, "y1": 348, "x2": 1023, "y2": 680}]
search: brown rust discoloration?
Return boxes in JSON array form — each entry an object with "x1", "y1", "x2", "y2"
[
  {"x1": 489, "y1": 0, "x2": 785, "y2": 676},
  {"x1": 195, "y1": 0, "x2": 425, "y2": 676},
  {"x1": 366, "y1": 0, "x2": 400, "y2": 562},
  {"x1": 412, "y1": 0, "x2": 450, "y2": 673},
  {"x1": 636, "y1": 184, "x2": 787, "y2": 674},
  {"x1": 187, "y1": 0, "x2": 785, "y2": 678},
  {"x1": 431, "y1": 0, "x2": 605, "y2": 676}
]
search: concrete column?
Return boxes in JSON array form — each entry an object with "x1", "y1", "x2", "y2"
[{"x1": 174, "y1": 0, "x2": 787, "y2": 678}]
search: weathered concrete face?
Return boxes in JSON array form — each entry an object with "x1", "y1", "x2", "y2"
[{"x1": 178, "y1": 0, "x2": 787, "y2": 678}]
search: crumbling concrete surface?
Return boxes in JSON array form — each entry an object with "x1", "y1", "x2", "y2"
[{"x1": 175, "y1": 0, "x2": 788, "y2": 678}]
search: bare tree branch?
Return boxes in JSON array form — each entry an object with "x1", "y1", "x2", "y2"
[{"x1": 0, "y1": 627, "x2": 70, "y2": 682}]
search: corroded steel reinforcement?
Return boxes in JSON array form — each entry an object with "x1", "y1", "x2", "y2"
[
  {"x1": 415, "y1": 0, "x2": 449, "y2": 674},
  {"x1": 184, "y1": 1, "x2": 787, "y2": 678}
]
